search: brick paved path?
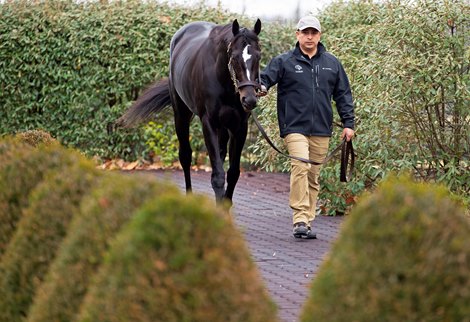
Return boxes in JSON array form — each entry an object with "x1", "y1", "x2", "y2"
[{"x1": 150, "y1": 169, "x2": 343, "y2": 322}]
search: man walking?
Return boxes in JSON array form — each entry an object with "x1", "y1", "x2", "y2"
[{"x1": 259, "y1": 16, "x2": 355, "y2": 238}]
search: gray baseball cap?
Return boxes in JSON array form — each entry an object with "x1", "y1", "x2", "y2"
[{"x1": 296, "y1": 16, "x2": 321, "y2": 32}]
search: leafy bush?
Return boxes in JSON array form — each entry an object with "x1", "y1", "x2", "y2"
[
  {"x1": 322, "y1": 0, "x2": 469, "y2": 209},
  {"x1": 300, "y1": 174, "x2": 470, "y2": 322},
  {"x1": 144, "y1": 120, "x2": 180, "y2": 166},
  {"x1": 143, "y1": 116, "x2": 211, "y2": 167},
  {"x1": 77, "y1": 193, "x2": 278, "y2": 322},
  {"x1": 0, "y1": 137, "x2": 83, "y2": 257},
  {"x1": 0, "y1": 152, "x2": 100, "y2": 322},
  {"x1": 27, "y1": 173, "x2": 179, "y2": 322}
]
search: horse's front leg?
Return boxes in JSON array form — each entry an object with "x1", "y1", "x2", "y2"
[
  {"x1": 201, "y1": 115, "x2": 226, "y2": 203},
  {"x1": 218, "y1": 128, "x2": 229, "y2": 164},
  {"x1": 225, "y1": 121, "x2": 248, "y2": 204}
]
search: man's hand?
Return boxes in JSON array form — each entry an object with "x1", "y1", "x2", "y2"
[
  {"x1": 341, "y1": 128, "x2": 355, "y2": 142},
  {"x1": 257, "y1": 85, "x2": 268, "y2": 97}
]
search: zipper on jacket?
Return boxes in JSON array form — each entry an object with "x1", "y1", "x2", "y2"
[
  {"x1": 311, "y1": 68, "x2": 315, "y2": 91},
  {"x1": 315, "y1": 65, "x2": 320, "y2": 91}
]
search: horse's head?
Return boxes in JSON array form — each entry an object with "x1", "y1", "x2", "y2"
[{"x1": 228, "y1": 19, "x2": 262, "y2": 112}]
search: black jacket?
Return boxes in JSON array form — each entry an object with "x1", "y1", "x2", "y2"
[{"x1": 260, "y1": 42, "x2": 354, "y2": 138}]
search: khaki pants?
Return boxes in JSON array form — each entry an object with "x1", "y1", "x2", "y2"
[{"x1": 284, "y1": 133, "x2": 330, "y2": 227}]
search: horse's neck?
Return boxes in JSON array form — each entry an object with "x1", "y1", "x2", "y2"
[
  {"x1": 211, "y1": 36, "x2": 233, "y2": 87},
  {"x1": 204, "y1": 25, "x2": 237, "y2": 91}
]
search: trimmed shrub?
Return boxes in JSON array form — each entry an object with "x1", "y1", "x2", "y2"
[
  {"x1": 300, "y1": 174, "x2": 470, "y2": 322},
  {"x1": 0, "y1": 153, "x2": 101, "y2": 322},
  {"x1": 27, "y1": 173, "x2": 179, "y2": 322},
  {"x1": 0, "y1": 137, "x2": 35, "y2": 255},
  {"x1": 78, "y1": 193, "x2": 278, "y2": 322},
  {"x1": 0, "y1": 138, "x2": 81, "y2": 257}
]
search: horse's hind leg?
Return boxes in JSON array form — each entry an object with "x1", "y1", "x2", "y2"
[{"x1": 172, "y1": 97, "x2": 193, "y2": 194}]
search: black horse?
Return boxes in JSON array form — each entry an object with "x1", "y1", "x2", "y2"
[{"x1": 116, "y1": 19, "x2": 262, "y2": 205}]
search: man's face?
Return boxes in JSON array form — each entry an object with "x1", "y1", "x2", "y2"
[{"x1": 296, "y1": 28, "x2": 321, "y2": 52}]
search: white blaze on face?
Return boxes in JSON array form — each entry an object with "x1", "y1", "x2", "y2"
[{"x1": 242, "y1": 45, "x2": 252, "y2": 81}]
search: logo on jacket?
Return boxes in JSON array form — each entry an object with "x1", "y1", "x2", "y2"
[{"x1": 294, "y1": 65, "x2": 303, "y2": 73}]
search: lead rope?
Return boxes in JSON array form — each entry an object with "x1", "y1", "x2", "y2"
[{"x1": 250, "y1": 102, "x2": 354, "y2": 182}]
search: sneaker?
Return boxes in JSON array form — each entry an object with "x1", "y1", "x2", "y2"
[
  {"x1": 293, "y1": 222, "x2": 308, "y2": 238},
  {"x1": 305, "y1": 226, "x2": 317, "y2": 239}
]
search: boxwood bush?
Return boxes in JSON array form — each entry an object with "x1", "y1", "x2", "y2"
[
  {"x1": 77, "y1": 193, "x2": 278, "y2": 322},
  {"x1": 300, "y1": 174, "x2": 470, "y2": 322},
  {"x1": 27, "y1": 173, "x2": 179, "y2": 322},
  {"x1": 0, "y1": 137, "x2": 34, "y2": 255},
  {"x1": 0, "y1": 151, "x2": 101, "y2": 322},
  {"x1": 0, "y1": 137, "x2": 87, "y2": 257}
]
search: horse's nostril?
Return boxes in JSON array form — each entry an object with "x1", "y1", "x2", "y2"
[
  {"x1": 245, "y1": 96, "x2": 256, "y2": 105},
  {"x1": 241, "y1": 96, "x2": 257, "y2": 111}
]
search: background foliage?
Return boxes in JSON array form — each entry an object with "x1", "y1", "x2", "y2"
[
  {"x1": 0, "y1": 0, "x2": 291, "y2": 162},
  {"x1": 252, "y1": 0, "x2": 469, "y2": 213},
  {"x1": 1, "y1": 0, "x2": 468, "y2": 212},
  {"x1": 0, "y1": 0, "x2": 231, "y2": 159}
]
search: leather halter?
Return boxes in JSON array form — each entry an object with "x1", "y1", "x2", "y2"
[{"x1": 227, "y1": 42, "x2": 261, "y2": 92}]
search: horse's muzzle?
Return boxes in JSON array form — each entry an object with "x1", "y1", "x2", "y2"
[
  {"x1": 239, "y1": 82, "x2": 260, "y2": 111},
  {"x1": 241, "y1": 94, "x2": 257, "y2": 111}
]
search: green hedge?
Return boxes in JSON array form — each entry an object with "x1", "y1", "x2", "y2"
[
  {"x1": 300, "y1": 174, "x2": 470, "y2": 322},
  {"x1": 0, "y1": 0, "x2": 230, "y2": 159},
  {"x1": 0, "y1": 0, "x2": 293, "y2": 163},
  {"x1": 78, "y1": 193, "x2": 278, "y2": 322}
]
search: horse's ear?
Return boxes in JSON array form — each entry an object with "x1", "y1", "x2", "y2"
[
  {"x1": 254, "y1": 18, "x2": 261, "y2": 35},
  {"x1": 232, "y1": 19, "x2": 240, "y2": 36}
]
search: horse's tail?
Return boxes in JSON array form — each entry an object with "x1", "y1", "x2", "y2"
[{"x1": 115, "y1": 78, "x2": 171, "y2": 128}]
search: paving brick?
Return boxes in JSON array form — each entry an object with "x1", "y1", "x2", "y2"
[{"x1": 149, "y1": 169, "x2": 343, "y2": 322}]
